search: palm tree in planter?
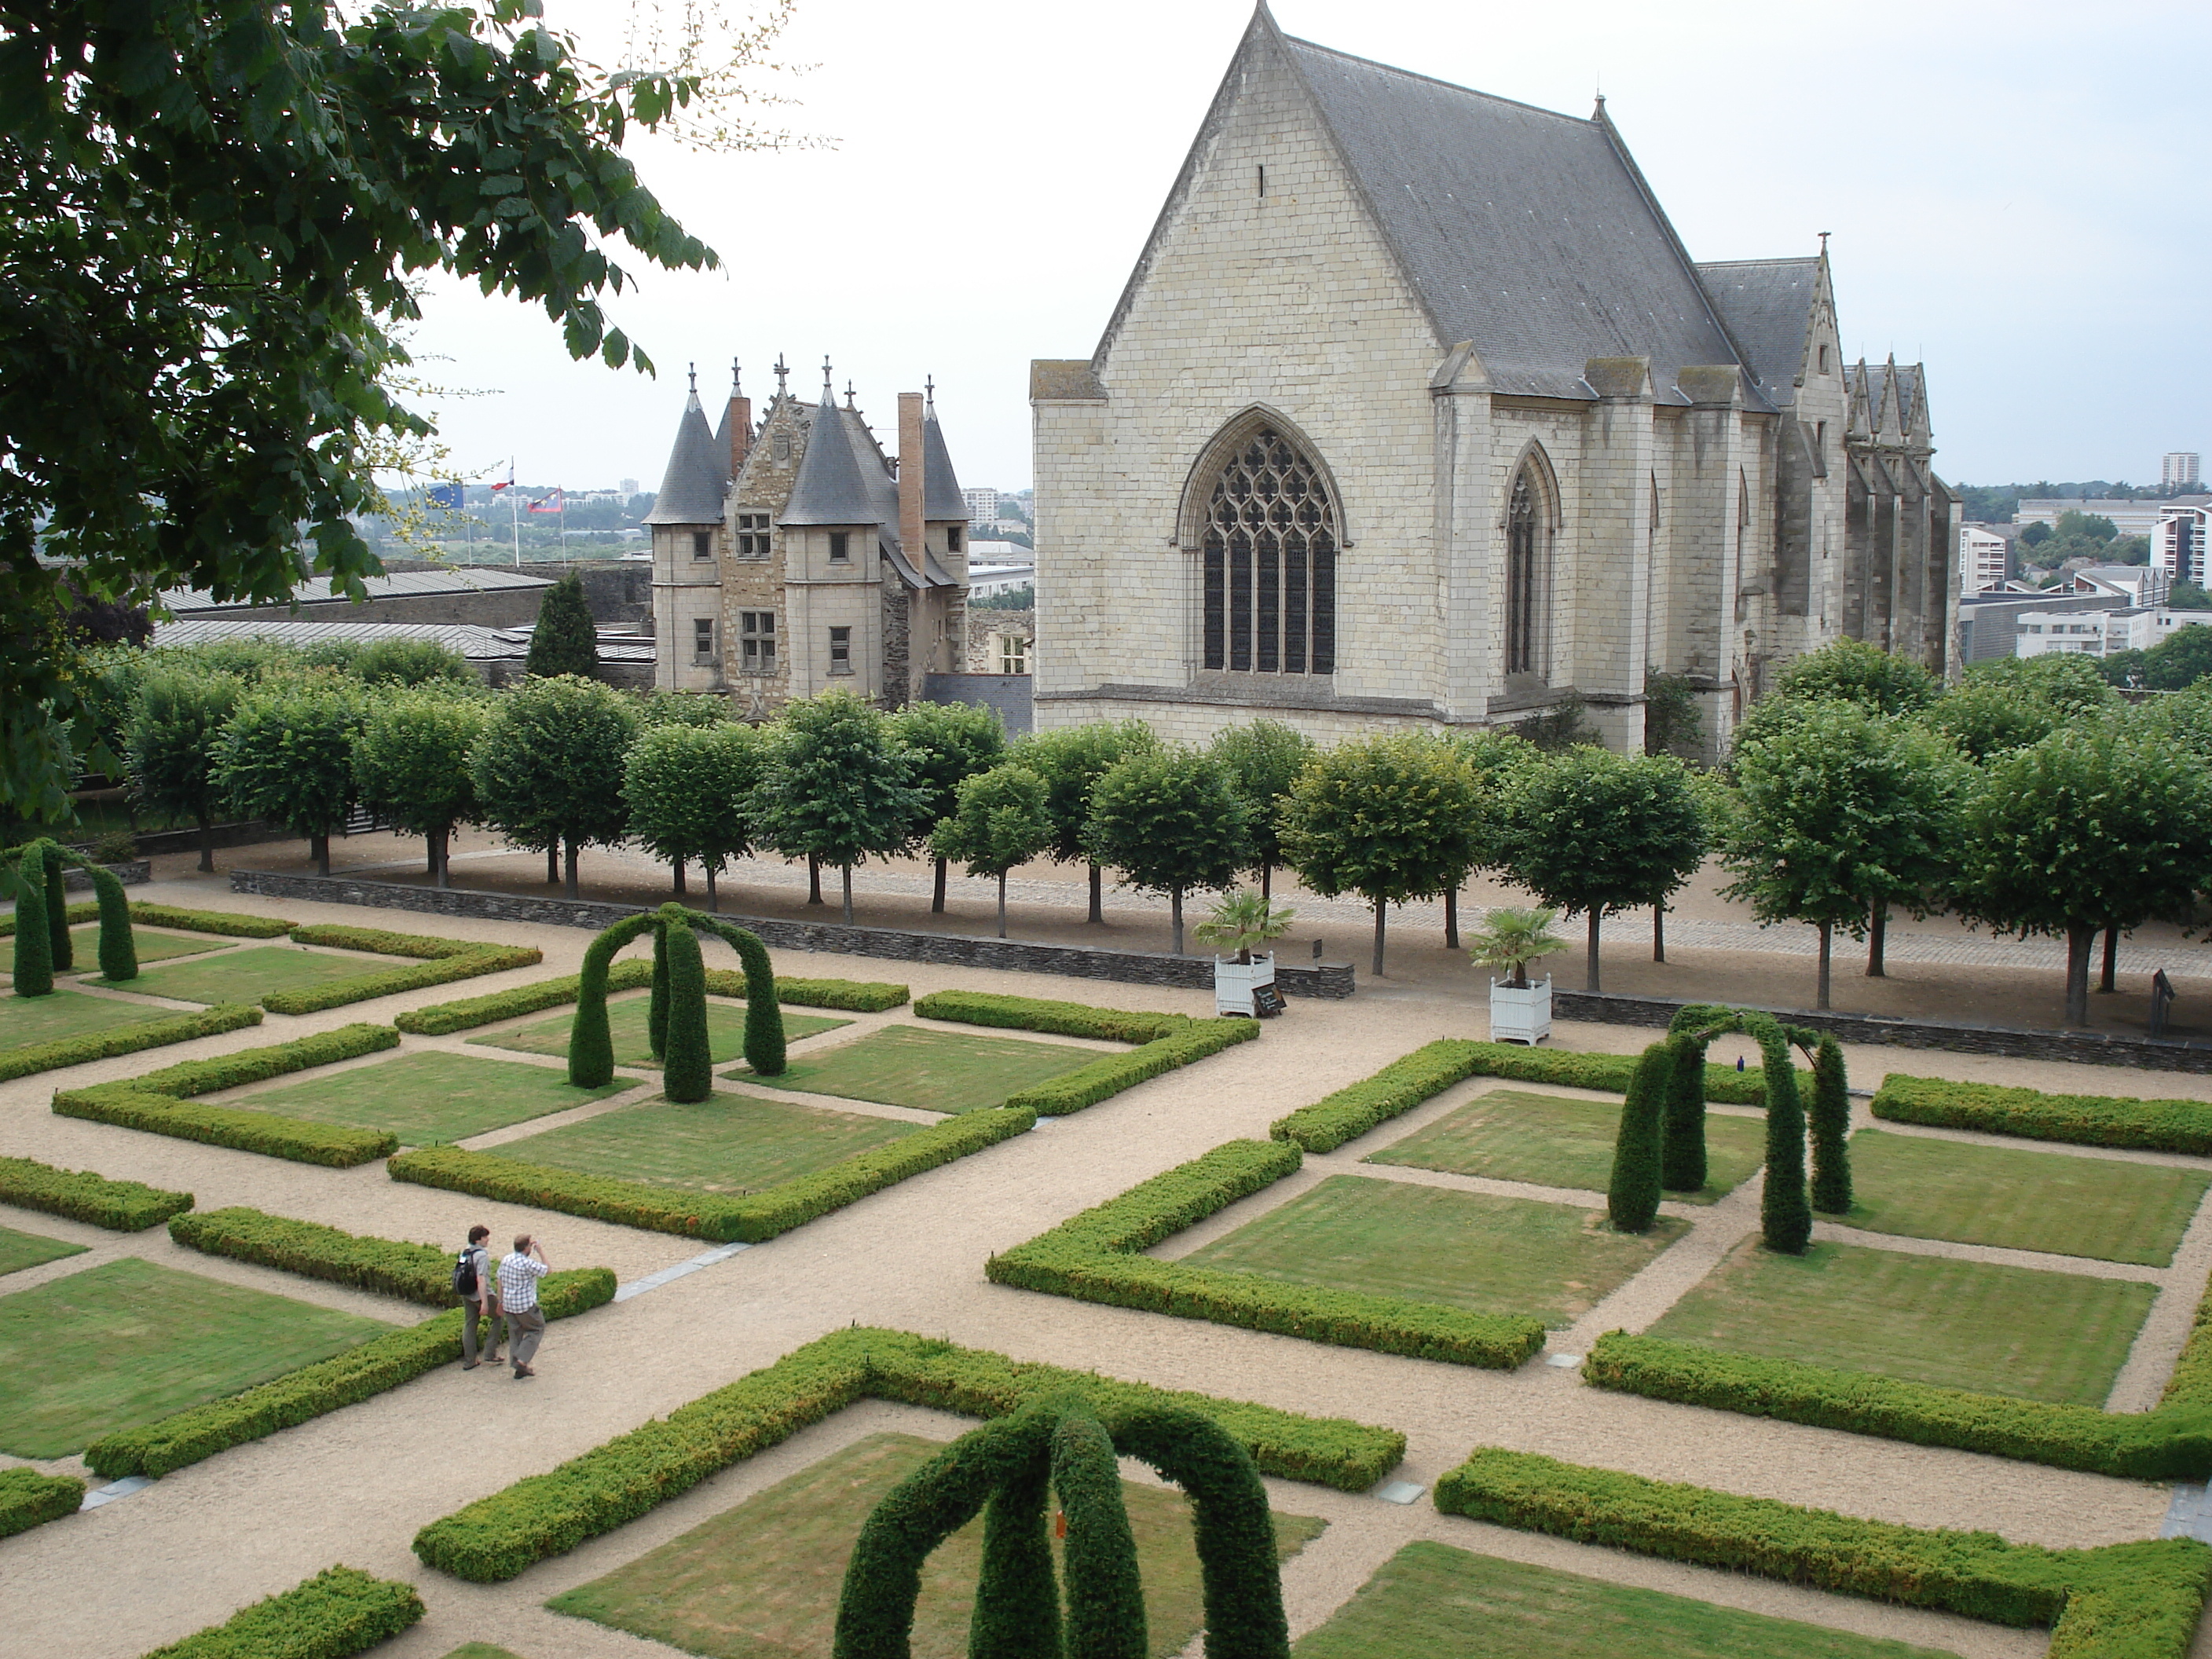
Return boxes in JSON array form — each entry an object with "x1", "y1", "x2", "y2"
[
  {"x1": 1468, "y1": 906, "x2": 1566, "y2": 1043},
  {"x1": 1194, "y1": 888, "x2": 1297, "y2": 1016}
]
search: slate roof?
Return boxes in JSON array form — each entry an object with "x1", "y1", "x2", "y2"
[
  {"x1": 782, "y1": 393, "x2": 888, "y2": 526},
  {"x1": 645, "y1": 394, "x2": 728, "y2": 524},
  {"x1": 148, "y1": 617, "x2": 656, "y2": 662},
  {"x1": 922, "y1": 408, "x2": 966, "y2": 520},
  {"x1": 157, "y1": 566, "x2": 552, "y2": 613},
  {"x1": 1696, "y1": 258, "x2": 1820, "y2": 407}
]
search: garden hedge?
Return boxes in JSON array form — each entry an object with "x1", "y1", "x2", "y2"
[
  {"x1": 138, "y1": 1566, "x2": 423, "y2": 1659},
  {"x1": 986, "y1": 1139, "x2": 1548, "y2": 1369},
  {"x1": 388, "y1": 1105, "x2": 1036, "y2": 1243},
  {"x1": 51, "y1": 1024, "x2": 403, "y2": 1166},
  {"x1": 0, "y1": 1154, "x2": 193, "y2": 1230},
  {"x1": 260, "y1": 924, "x2": 540, "y2": 1015},
  {"x1": 0, "y1": 1468, "x2": 85, "y2": 1540},
  {"x1": 170, "y1": 1208, "x2": 458, "y2": 1306},
  {"x1": 1269, "y1": 1038, "x2": 1801, "y2": 1154},
  {"x1": 1873, "y1": 1073, "x2": 2212, "y2": 1155},
  {"x1": 392, "y1": 958, "x2": 906, "y2": 1036},
  {"x1": 86, "y1": 1267, "x2": 614, "y2": 1480},
  {"x1": 0, "y1": 900, "x2": 295, "y2": 941},
  {"x1": 0, "y1": 1002, "x2": 264, "y2": 1084},
  {"x1": 914, "y1": 990, "x2": 1191, "y2": 1043},
  {"x1": 1001, "y1": 1018, "x2": 1258, "y2": 1115},
  {"x1": 1434, "y1": 1446, "x2": 2210, "y2": 1659},
  {"x1": 411, "y1": 1325, "x2": 1406, "y2": 1583}
]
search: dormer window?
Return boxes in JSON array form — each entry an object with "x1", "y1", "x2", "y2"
[
  {"x1": 947, "y1": 526, "x2": 962, "y2": 553},
  {"x1": 829, "y1": 531, "x2": 850, "y2": 562},
  {"x1": 690, "y1": 531, "x2": 712, "y2": 561}
]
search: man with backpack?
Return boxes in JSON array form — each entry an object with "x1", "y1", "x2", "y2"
[{"x1": 453, "y1": 1224, "x2": 504, "y2": 1370}]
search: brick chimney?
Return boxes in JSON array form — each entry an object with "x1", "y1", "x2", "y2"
[
  {"x1": 725, "y1": 360, "x2": 751, "y2": 478},
  {"x1": 897, "y1": 391, "x2": 925, "y2": 564}
]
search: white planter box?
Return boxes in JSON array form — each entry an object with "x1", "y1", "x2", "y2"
[
  {"x1": 1214, "y1": 954, "x2": 1277, "y2": 1017},
  {"x1": 1489, "y1": 976, "x2": 1551, "y2": 1045}
]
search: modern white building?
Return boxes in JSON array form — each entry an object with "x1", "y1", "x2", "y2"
[
  {"x1": 2016, "y1": 499, "x2": 2168, "y2": 538},
  {"x1": 2164, "y1": 453, "x2": 2201, "y2": 489},
  {"x1": 1961, "y1": 524, "x2": 2010, "y2": 595},
  {"x1": 2152, "y1": 498, "x2": 2212, "y2": 588},
  {"x1": 2015, "y1": 605, "x2": 2210, "y2": 658},
  {"x1": 963, "y1": 487, "x2": 1001, "y2": 527},
  {"x1": 966, "y1": 556, "x2": 1036, "y2": 599}
]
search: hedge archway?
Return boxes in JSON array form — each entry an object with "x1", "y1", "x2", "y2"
[
  {"x1": 568, "y1": 905, "x2": 786, "y2": 1092},
  {"x1": 7, "y1": 839, "x2": 135, "y2": 996}
]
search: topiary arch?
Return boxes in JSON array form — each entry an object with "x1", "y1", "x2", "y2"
[
  {"x1": 6, "y1": 837, "x2": 136, "y2": 996},
  {"x1": 568, "y1": 903, "x2": 785, "y2": 1099},
  {"x1": 833, "y1": 1398, "x2": 1291, "y2": 1659}
]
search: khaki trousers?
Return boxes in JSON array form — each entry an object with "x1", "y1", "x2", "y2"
[
  {"x1": 506, "y1": 1306, "x2": 547, "y2": 1368},
  {"x1": 460, "y1": 1299, "x2": 504, "y2": 1364}
]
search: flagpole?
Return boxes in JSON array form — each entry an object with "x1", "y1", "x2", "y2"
[{"x1": 511, "y1": 462, "x2": 521, "y2": 567}]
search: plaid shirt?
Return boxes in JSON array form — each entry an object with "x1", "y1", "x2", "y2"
[{"x1": 496, "y1": 1251, "x2": 548, "y2": 1312}]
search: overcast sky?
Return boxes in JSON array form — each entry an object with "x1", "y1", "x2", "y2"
[{"x1": 402, "y1": 0, "x2": 2211, "y2": 497}]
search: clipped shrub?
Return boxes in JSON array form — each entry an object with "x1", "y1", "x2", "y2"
[
  {"x1": 0, "y1": 1002, "x2": 263, "y2": 1084},
  {"x1": 0, "y1": 1155, "x2": 192, "y2": 1231},
  {"x1": 760, "y1": 973, "x2": 908, "y2": 1013},
  {"x1": 1605, "y1": 1042, "x2": 1670, "y2": 1233},
  {"x1": 388, "y1": 1108, "x2": 1035, "y2": 1243},
  {"x1": 0, "y1": 1468, "x2": 85, "y2": 1540},
  {"x1": 914, "y1": 989, "x2": 1189, "y2": 1044},
  {"x1": 1002, "y1": 1018, "x2": 1257, "y2": 1115},
  {"x1": 10, "y1": 839, "x2": 56, "y2": 994},
  {"x1": 411, "y1": 1326, "x2": 1404, "y2": 1583},
  {"x1": 1872, "y1": 1073, "x2": 2212, "y2": 1155},
  {"x1": 1808, "y1": 1034, "x2": 1852, "y2": 1213},
  {"x1": 170, "y1": 1208, "x2": 453, "y2": 1306},
  {"x1": 89, "y1": 861, "x2": 137, "y2": 982},
  {"x1": 130, "y1": 903, "x2": 296, "y2": 938},
  {"x1": 137, "y1": 1565, "x2": 423, "y2": 1659},
  {"x1": 568, "y1": 912, "x2": 656, "y2": 1086},
  {"x1": 260, "y1": 926, "x2": 540, "y2": 1015},
  {"x1": 1758, "y1": 1030, "x2": 1811, "y2": 1254},
  {"x1": 660, "y1": 916, "x2": 712, "y2": 1102},
  {"x1": 1659, "y1": 1035, "x2": 1708, "y2": 1192},
  {"x1": 394, "y1": 959, "x2": 901, "y2": 1036},
  {"x1": 683, "y1": 909, "x2": 785, "y2": 1077},
  {"x1": 87, "y1": 1269, "x2": 613, "y2": 1480},
  {"x1": 987, "y1": 1140, "x2": 1547, "y2": 1369}
]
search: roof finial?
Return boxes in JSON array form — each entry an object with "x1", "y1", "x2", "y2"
[
  {"x1": 1818, "y1": 230, "x2": 1831, "y2": 255},
  {"x1": 844, "y1": 380, "x2": 856, "y2": 408},
  {"x1": 924, "y1": 375, "x2": 936, "y2": 412},
  {"x1": 687, "y1": 361, "x2": 698, "y2": 396},
  {"x1": 730, "y1": 357, "x2": 742, "y2": 397},
  {"x1": 774, "y1": 353, "x2": 789, "y2": 395},
  {"x1": 822, "y1": 356, "x2": 833, "y2": 395}
]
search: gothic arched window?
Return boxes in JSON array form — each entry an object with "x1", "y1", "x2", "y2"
[
  {"x1": 1505, "y1": 464, "x2": 1547, "y2": 678},
  {"x1": 1199, "y1": 427, "x2": 1337, "y2": 675}
]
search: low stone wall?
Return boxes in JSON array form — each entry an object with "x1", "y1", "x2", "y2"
[
  {"x1": 1549, "y1": 987, "x2": 2212, "y2": 1075},
  {"x1": 227, "y1": 870, "x2": 1357, "y2": 999},
  {"x1": 61, "y1": 861, "x2": 151, "y2": 892}
]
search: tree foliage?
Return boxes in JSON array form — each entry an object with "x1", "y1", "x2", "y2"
[
  {"x1": 750, "y1": 690, "x2": 928, "y2": 922},
  {"x1": 469, "y1": 673, "x2": 639, "y2": 897},
  {"x1": 351, "y1": 639, "x2": 472, "y2": 687},
  {"x1": 1208, "y1": 720, "x2": 1316, "y2": 885},
  {"x1": 1917, "y1": 679, "x2": 2060, "y2": 764},
  {"x1": 931, "y1": 764, "x2": 1053, "y2": 938},
  {"x1": 893, "y1": 700, "x2": 1008, "y2": 910},
  {"x1": 1008, "y1": 719, "x2": 1156, "y2": 922},
  {"x1": 123, "y1": 665, "x2": 243, "y2": 870},
  {"x1": 524, "y1": 574, "x2": 599, "y2": 679},
  {"x1": 212, "y1": 673, "x2": 370, "y2": 874},
  {"x1": 1085, "y1": 749, "x2": 1250, "y2": 954},
  {"x1": 621, "y1": 720, "x2": 762, "y2": 901},
  {"x1": 1962, "y1": 652, "x2": 2119, "y2": 720},
  {"x1": 352, "y1": 690, "x2": 489, "y2": 884}
]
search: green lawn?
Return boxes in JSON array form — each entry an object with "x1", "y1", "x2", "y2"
[
  {"x1": 0, "y1": 985, "x2": 181, "y2": 1046},
  {"x1": 1844, "y1": 1130, "x2": 2210, "y2": 1265},
  {"x1": 1647, "y1": 1236, "x2": 2155, "y2": 1407},
  {"x1": 233, "y1": 1049, "x2": 629, "y2": 1144},
  {"x1": 1180, "y1": 1174, "x2": 1688, "y2": 1328},
  {"x1": 735, "y1": 1024, "x2": 1101, "y2": 1114},
  {"x1": 547, "y1": 1431, "x2": 1325, "y2": 1659},
  {"x1": 68, "y1": 925, "x2": 233, "y2": 969},
  {"x1": 1370, "y1": 1089, "x2": 1766, "y2": 1205},
  {"x1": 469, "y1": 991, "x2": 848, "y2": 1069},
  {"x1": 82, "y1": 943, "x2": 405, "y2": 1004},
  {"x1": 502, "y1": 1092, "x2": 915, "y2": 1191},
  {"x1": 0, "y1": 1257, "x2": 390, "y2": 1457},
  {"x1": 1291, "y1": 1541, "x2": 1958, "y2": 1659},
  {"x1": 0, "y1": 1225, "x2": 86, "y2": 1277}
]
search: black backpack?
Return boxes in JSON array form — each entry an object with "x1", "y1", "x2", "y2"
[{"x1": 452, "y1": 1247, "x2": 479, "y2": 1297}]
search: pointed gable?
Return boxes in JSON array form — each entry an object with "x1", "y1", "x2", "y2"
[
  {"x1": 782, "y1": 392, "x2": 887, "y2": 526},
  {"x1": 921, "y1": 408, "x2": 965, "y2": 521},
  {"x1": 645, "y1": 395, "x2": 727, "y2": 525},
  {"x1": 1696, "y1": 257, "x2": 1822, "y2": 406}
]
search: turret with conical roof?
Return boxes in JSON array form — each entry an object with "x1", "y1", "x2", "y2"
[{"x1": 647, "y1": 368, "x2": 731, "y2": 526}]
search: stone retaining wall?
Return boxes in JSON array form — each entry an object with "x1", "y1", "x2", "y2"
[
  {"x1": 60, "y1": 861, "x2": 151, "y2": 892},
  {"x1": 226, "y1": 870, "x2": 1357, "y2": 999}
]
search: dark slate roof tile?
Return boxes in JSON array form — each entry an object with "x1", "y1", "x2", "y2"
[{"x1": 645, "y1": 397, "x2": 728, "y2": 524}]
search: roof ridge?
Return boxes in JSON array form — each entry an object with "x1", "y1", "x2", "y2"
[
  {"x1": 1694, "y1": 255, "x2": 1822, "y2": 271},
  {"x1": 1279, "y1": 33, "x2": 1588, "y2": 126}
]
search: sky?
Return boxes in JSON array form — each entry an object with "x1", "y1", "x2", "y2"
[{"x1": 401, "y1": 0, "x2": 2212, "y2": 496}]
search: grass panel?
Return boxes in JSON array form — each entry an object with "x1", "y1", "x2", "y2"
[
  {"x1": 1180, "y1": 1174, "x2": 1688, "y2": 1329},
  {"x1": 69, "y1": 925, "x2": 230, "y2": 967},
  {"x1": 1844, "y1": 1130, "x2": 2210, "y2": 1266},
  {"x1": 233, "y1": 1049, "x2": 628, "y2": 1145},
  {"x1": 0, "y1": 1225, "x2": 86, "y2": 1277},
  {"x1": 0, "y1": 987, "x2": 183, "y2": 1045},
  {"x1": 736, "y1": 1024, "x2": 1101, "y2": 1114},
  {"x1": 85, "y1": 943, "x2": 406, "y2": 1004},
  {"x1": 1369, "y1": 1089, "x2": 1766, "y2": 1205},
  {"x1": 1647, "y1": 1236, "x2": 2155, "y2": 1408},
  {"x1": 546, "y1": 1431, "x2": 1324, "y2": 1659},
  {"x1": 1290, "y1": 1540, "x2": 1959, "y2": 1659},
  {"x1": 468, "y1": 992, "x2": 848, "y2": 1068},
  {"x1": 0, "y1": 1257, "x2": 390, "y2": 1457},
  {"x1": 500, "y1": 1093, "x2": 916, "y2": 1192}
]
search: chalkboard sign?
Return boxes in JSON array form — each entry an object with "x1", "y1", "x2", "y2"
[{"x1": 1252, "y1": 984, "x2": 1287, "y2": 1019}]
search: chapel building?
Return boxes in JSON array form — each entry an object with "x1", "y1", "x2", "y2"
[
  {"x1": 647, "y1": 362, "x2": 971, "y2": 715},
  {"x1": 1031, "y1": 6, "x2": 1961, "y2": 755}
]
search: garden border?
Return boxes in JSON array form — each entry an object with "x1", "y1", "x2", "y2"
[
  {"x1": 0, "y1": 899, "x2": 295, "y2": 941},
  {"x1": 0, "y1": 1154, "x2": 193, "y2": 1230},
  {"x1": 0, "y1": 1469, "x2": 85, "y2": 1540},
  {"x1": 394, "y1": 958, "x2": 907, "y2": 1036},
  {"x1": 138, "y1": 1565, "x2": 423, "y2": 1659},
  {"x1": 262, "y1": 923, "x2": 540, "y2": 1013},
  {"x1": 913, "y1": 989, "x2": 1192, "y2": 1044},
  {"x1": 409, "y1": 1325, "x2": 1407, "y2": 1583},
  {"x1": 0, "y1": 1002, "x2": 264, "y2": 1085}
]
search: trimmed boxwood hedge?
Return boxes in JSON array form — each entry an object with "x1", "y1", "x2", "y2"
[
  {"x1": 50, "y1": 1023, "x2": 403, "y2": 1167},
  {"x1": 411, "y1": 1325, "x2": 1406, "y2": 1583},
  {"x1": 1434, "y1": 1446, "x2": 2210, "y2": 1659},
  {"x1": 986, "y1": 1139, "x2": 1548, "y2": 1369},
  {"x1": 0, "y1": 900, "x2": 296, "y2": 940},
  {"x1": 388, "y1": 1104, "x2": 1036, "y2": 1243},
  {"x1": 170, "y1": 1207, "x2": 458, "y2": 1306},
  {"x1": 0, "y1": 1002, "x2": 264, "y2": 1084},
  {"x1": 259, "y1": 925, "x2": 540, "y2": 1015},
  {"x1": 86, "y1": 1266, "x2": 614, "y2": 1480},
  {"x1": 0, "y1": 1154, "x2": 192, "y2": 1230},
  {"x1": 0, "y1": 1467, "x2": 85, "y2": 1540},
  {"x1": 1001, "y1": 1018, "x2": 1258, "y2": 1115},
  {"x1": 1873, "y1": 1072, "x2": 2212, "y2": 1155},
  {"x1": 138, "y1": 1565, "x2": 423, "y2": 1659},
  {"x1": 393, "y1": 958, "x2": 906, "y2": 1037},
  {"x1": 914, "y1": 990, "x2": 1190, "y2": 1044}
]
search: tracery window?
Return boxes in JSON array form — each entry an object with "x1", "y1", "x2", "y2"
[
  {"x1": 1199, "y1": 427, "x2": 1337, "y2": 675},
  {"x1": 1505, "y1": 467, "x2": 1544, "y2": 677}
]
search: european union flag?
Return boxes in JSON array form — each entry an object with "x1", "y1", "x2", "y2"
[{"x1": 427, "y1": 482, "x2": 465, "y2": 510}]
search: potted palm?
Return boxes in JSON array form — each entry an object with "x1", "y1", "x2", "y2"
[
  {"x1": 1195, "y1": 889, "x2": 1297, "y2": 1016},
  {"x1": 1467, "y1": 906, "x2": 1564, "y2": 1043}
]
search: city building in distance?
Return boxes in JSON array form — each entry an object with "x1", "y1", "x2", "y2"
[{"x1": 2165, "y1": 452, "x2": 2200, "y2": 489}]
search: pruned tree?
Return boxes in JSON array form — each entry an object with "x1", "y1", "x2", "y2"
[
  {"x1": 1009, "y1": 720, "x2": 1157, "y2": 924},
  {"x1": 350, "y1": 638, "x2": 472, "y2": 687},
  {"x1": 470, "y1": 673, "x2": 639, "y2": 899},
  {"x1": 353, "y1": 690, "x2": 489, "y2": 885},
  {"x1": 1497, "y1": 749, "x2": 1706, "y2": 994},
  {"x1": 892, "y1": 701, "x2": 1007, "y2": 913},
  {"x1": 1085, "y1": 749, "x2": 1251, "y2": 955},
  {"x1": 1767, "y1": 638, "x2": 1938, "y2": 717},
  {"x1": 212, "y1": 673, "x2": 371, "y2": 876},
  {"x1": 931, "y1": 764, "x2": 1054, "y2": 938},
  {"x1": 524, "y1": 573, "x2": 599, "y2": 680},
  {"x1": 1279, "y1": 734, "x2": 1478, "y2": 976},
  {"x1": 124, "y1": 666, "x2": 244, "y2": 872},
  {"x1": 622, "y1": 720, "x2": 762, "y2": 910},
  {"x1": 1208, "y1": 720, "x2": 1316, "y2": 903},
  {"x1": 750, "y1": 690, "x2": 929, "y2": 925},
  {"x1": 1917, "y1": 679, "x2": 2061, "y2": 764},
  {"x1": 1441, "y1": 727, "x2": 1540, "y2": 950}
]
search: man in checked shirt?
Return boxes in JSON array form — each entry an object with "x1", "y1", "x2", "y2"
[{"x1": 496, "y1": 1233, "x2": 552, "y2": 1379}]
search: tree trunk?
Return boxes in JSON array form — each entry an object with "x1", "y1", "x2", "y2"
[
  {"x1": 1088, "y1": 862, "x2": 1104, "y2": 925},
  {"x1": 705, "y1": 866, "x2": 718, "y2": 914},
  {"x1": 1261, "y1": 863, "x2": 1273, "y2": 904},
  {"x1": 841, "y1": 863, "x2": 855, "y2": 926},
  {"x1": 2066, "y1": 923, "x2": 2095, "y2": 1027},
  {"x1": 1816, "y1": 919, "x2": 1833, "y2": 1011},
  {"x1": 197, "y1": 815, "x2": 214, "y2": 874},
  {"x1": 1444, "y1": 885, "x2": 1459, "y2": 952},
  {"x1": 1585, "y1": 909, "x2": 1602, "y2": 994},
  {"x1": 2099, "y1": 923, "x2": 2119, "y2": 994},
  {"x1": 433, "y1": 827, "x2": 450, "y2": 889},
  {"x1": 427, "y1": 840, "x2": 438, "y2": 877},
  {"x1": 672, "y1": 859, "x2": 686, "y2": 895},
  {"x1": 1170, "y1": 888, "x2": 1185, "y2": 955},
  {"x1": 996, "y1": 870, "x2": 1009, "y2": 939},
  {"x1": 807, "y1": 852, "x2": 822, "y2": 906},
  {"x1": 564, "y1": 837, "x2": 580, "y2": 900},
  {"x1": 1653, "y1": 902, "x2": 1666, "y2": 963},
  {"x1": 1866, "y1": 903, "x2": 1888, "y2": 977},
  {"x1": 310, "y1": 832, "x2": 330, "y2": 877},
  {"x1": 1372, "y1": 899, "x2": 1388, "y2": 978},
  {"x1": 547, "y1": 844, "x2": 559, "y2": 886},
  {"x1": 933, "y1": 856, "x2": 948, "y2": 914}
]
